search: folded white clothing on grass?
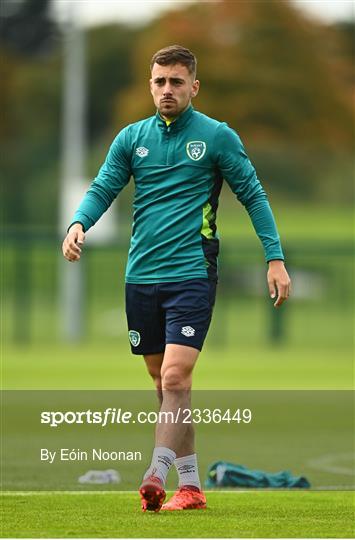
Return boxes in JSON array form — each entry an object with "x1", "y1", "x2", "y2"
[{"x1": 78, "y1": 469, "x2": 121, "y2": 484}]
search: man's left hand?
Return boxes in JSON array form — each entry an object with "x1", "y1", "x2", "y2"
[{"x1": 267, "y1": 260, "x2": 291, "y2": 308}]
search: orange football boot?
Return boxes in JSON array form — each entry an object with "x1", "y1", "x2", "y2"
[
  {"x1": 139, "y1": 475, "x2": 166, "y2": 512},
  {"x1": 161, "y1": 485, "x2": 207, "y2": 510}
]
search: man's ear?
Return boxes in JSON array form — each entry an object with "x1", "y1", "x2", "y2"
[
  {"x1": 149, "y1": 78, "x2": 153, "y2": 94},
  {"x1": 191, "y1": 79, "x2": 200, "y2": 98}
]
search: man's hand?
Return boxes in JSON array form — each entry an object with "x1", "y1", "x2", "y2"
[
  {"x1": 62, "y1": 223, "x2": 85, "y2": 262},
  {"x1": 267, "y1": 260, "x2": 291, "y2": 308}
]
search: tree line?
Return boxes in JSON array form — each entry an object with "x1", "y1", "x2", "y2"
[{"x1": 1, "y1": 0, "x2": 353, "y2": 229}]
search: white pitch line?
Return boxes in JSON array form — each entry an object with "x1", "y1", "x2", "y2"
[
  {"x1": 1, "y1": 491, "x2": 133, "y2": 495},
  {"x1": 1, "y1": 490, "x2": 251, "y2": 496},
  {"x1": 2, "y1": 488, "x2": 353, "y2": 496},
  {"x1": 308, "y1": 453, "x2": 355, "y2": 476},
  {"x1": 314, "y1": 485, "x2": 355, "y2": 490}
]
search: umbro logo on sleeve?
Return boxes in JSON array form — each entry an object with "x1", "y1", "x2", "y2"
[{"x1": 181, "y1": 326, "x2": 195, "y2": 337}]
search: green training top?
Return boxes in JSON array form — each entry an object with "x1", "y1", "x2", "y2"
[{"x1": 71, "y1": 105, "x2": 284, "y2": 283}]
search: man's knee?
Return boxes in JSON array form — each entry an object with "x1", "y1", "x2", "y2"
[
  {"x1": 161, "y1": 365, "x2": 192, "y2": 391},
  {"x1": 144, "y1": 354, "x2": 163, "y2": 390},
  {"x1": 145, "y1": 366, "x2": 162, "y2": 403},
  {"x1": 147, "y1": 367, "x2": 162, "y2": 391}
]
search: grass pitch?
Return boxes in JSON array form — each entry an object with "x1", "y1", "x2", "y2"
[
  {"x1": 2, "y1": 202, "x2": 353, "y2": 538},
  {"x1": 2, "y1": 491, "x2": 353, "y2": 538},
  {"x1": 3, "y1": 341, "x2": 352, "y2": 390}
]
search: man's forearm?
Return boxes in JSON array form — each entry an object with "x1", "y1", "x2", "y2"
[
  {"x1": 244, "y1": 191, "x2": 284, "y2": 262},
  {"x1": 69, "y1": 188, "x2": 111, "y2": 233}
]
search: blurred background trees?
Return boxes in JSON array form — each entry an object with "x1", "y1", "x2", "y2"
[
  {"x1": 1, "y1": 0, "x2": 353, "y2": 390},
  {"x1": 1, "y1": 0, "x2": 353, "y2": 231},
  {"x1": 117, "y1": 0, "x2": 353, "y2": 203}
]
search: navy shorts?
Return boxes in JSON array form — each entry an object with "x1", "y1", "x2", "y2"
[{"x1": 125, "y1": 279, "x2": 217, "y2": 355}]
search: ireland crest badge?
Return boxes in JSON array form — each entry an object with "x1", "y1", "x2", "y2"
[
  {"x1": 186, "y1": 141, "x2": 207, "y2": 161},
  {"x1": 128, "y1": 330, "x2": 141, "y2": 347}
]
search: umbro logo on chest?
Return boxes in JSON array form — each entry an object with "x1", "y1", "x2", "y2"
[{"x1": 136, "y1": 147, "x2": 149, "y2": 158}]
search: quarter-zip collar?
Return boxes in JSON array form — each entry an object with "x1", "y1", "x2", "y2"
[{"x1": 156, "y1": 105, "x2": 194, "y2": 131}]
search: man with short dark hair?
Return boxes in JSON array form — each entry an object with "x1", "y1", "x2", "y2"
[{"x1": 62, "y1": 44, "x2": 291, "y2": 512}]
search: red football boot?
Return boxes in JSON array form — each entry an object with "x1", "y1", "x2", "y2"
[
  {"x1": 139, "y1": 475, "x2": 166, "y2": 512},
  {"x1": 161, "y1": 485, "x2": 207, "y2": 510}
]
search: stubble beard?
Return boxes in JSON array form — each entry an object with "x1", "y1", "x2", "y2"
[
  {"x1": 159, "y1": 102, "x2": 178, "y2": 119},
  {"x1": 158, "y1": 98, "x2": 192, "y2": 119}
]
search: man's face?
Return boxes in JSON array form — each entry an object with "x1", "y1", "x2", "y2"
[{"x1": 150, "y1": 63, "x2": 200, "y2": 119}]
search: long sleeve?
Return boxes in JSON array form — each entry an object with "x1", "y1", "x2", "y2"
[
  {"x1": 70, "y1": 127, "x2": 132, "y2": 232},
  {"x1": 215, "y1": 123, "x2": 284, "y2": 262}
]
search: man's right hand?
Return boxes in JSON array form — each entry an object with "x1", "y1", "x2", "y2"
[{"x1": 62, "y1": 223, "x2": 85, "y2": 262}]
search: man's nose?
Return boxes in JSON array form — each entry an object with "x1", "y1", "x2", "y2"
[{"x1": 163, "y1": 83, "x2": 173, "y2": 95}]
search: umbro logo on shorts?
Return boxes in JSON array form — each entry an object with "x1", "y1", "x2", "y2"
[{"x1": 181, "y1": 326, "x2": 195, "y2": 337}]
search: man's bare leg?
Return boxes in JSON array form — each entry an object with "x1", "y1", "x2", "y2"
[
  {"x1": 144, "y1": 353, "x2": 164, "y2": 406},
  {"x1": 144, "y1": 346, "x2": 197, "y2": 457},
  {"x1": 157, "y1": 344, "x2": 198, "y2": 453},
  {"x1": 140, "y1": 345, "x2": 204, "y2": 511}
]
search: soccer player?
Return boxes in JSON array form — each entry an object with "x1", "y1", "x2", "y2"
[{"x1": 62, "y1": 45, "x2": 291, "y2": 512}]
